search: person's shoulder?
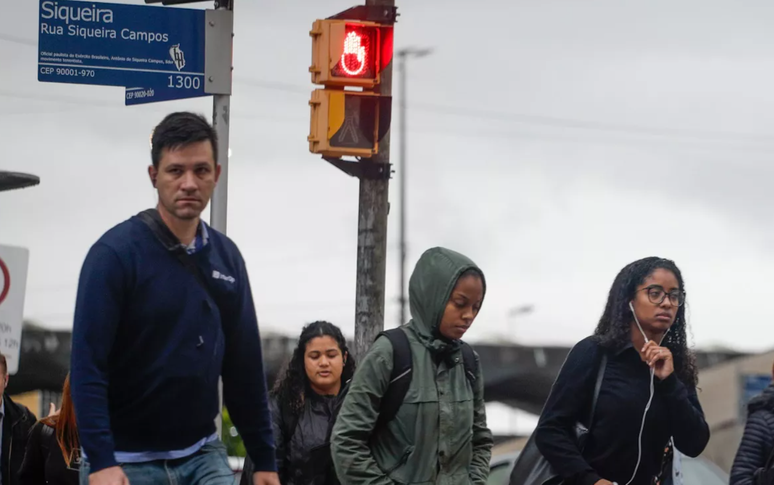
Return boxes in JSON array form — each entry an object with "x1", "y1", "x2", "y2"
[
  {"x1": 4, "y1": 396, "x2": 36, "y2": 426},
  {"x1": 574, "y1": 335, "x2": 601, "y2": 351},
  {"x1": 565, "y1": 335, "x2": 603, "y2": 364},
  {"x1": 92, "y1": 215, "x2": 146, "y2": 255},
  {"x1": 30, "y1": 420, "x2": 54, "y2": 437},
  {"x1": 206, "y1": 225, "x2": 245, "y2": 263}
]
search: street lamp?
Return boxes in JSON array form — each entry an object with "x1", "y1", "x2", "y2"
[
  {"x1": 397, "y1": 46, "x2": 433, "y2": 327},
  {"x1": 0, "y1": 172, "x2": 40, "y2": 192}
]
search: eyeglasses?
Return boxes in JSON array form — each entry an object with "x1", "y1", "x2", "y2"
[{"x1": 637, "y1": 285, "x2": 685, "y2": 307}]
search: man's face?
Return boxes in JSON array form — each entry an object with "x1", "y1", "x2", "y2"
[{"x1": 148, "y1": 140, "x2": 220, "y2": 221}]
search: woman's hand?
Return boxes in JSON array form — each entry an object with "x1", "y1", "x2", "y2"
[{"x1": 641, "y1": 341, "x2": 674, "y2": 380}]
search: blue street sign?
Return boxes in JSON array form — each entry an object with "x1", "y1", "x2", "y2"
[
  {"x1": 125, "y1": 84, "x2": 209, "y2": 106},
  {"x1": 38, "y1": 0, "x2": 206, "y2": 104}
]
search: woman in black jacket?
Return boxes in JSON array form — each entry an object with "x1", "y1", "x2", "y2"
[
  {"x1": 241, "y1": 321, "x2": 356, "y2": 485},
  {"x1": 730, "y1": 364, "x2": 774, "y2": 485},
  {"x1": 19, "y1": 373, "x2": 80, "y2": 485},
  {"x1": 533, "y1": 257, "x2": 710, "y2": 485}
]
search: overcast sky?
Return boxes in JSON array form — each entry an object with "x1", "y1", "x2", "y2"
[{"x1": 3, "y1": 0, "x2": 774, "y2": 353}]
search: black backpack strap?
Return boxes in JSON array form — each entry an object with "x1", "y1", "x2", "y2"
[
  {"x1": 137, "y1": 209, "x2": 214, "y2": 300},
  {"x1": 374, "y1": 328, "x2": 413, "y2": 431},
  {"x1": 587, "y1": 352, "x2": 608, "y2": 430},
  {"x1": 460, "y1": 342, "x2": 478, "y2": 385}
]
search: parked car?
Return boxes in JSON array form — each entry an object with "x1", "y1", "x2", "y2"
[{"x1": 487, "y1": 451, "x2": 728, "y2": 485}]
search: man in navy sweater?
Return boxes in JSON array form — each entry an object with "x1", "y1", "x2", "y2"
[{"x1": 71, "y1": 112, "x2": 279, "y2": 485}]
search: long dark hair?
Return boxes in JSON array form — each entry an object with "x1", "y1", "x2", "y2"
[
  {"x1": 594, "y1": 257, "x2": 698, "y2": 387},
  {"x1": 271, "y1": 321, "x2": 356, "y2": 416}
]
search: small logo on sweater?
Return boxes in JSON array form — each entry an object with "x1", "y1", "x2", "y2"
[{"x1": 212, "y1": 270, "x2": 235, "y2": 284}]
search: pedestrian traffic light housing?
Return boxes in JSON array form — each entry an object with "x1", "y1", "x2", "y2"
[
  {"x1": 310, "y1": 19, "x2": 383, "y2": 88},
  {"x1": 308, "y1": 89, "x2": 381, "y2": 158},
  {"x1": 308, "y1": 7, "x2": 395, "y2": 161}
]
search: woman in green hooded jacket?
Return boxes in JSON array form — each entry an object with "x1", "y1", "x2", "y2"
[{"x1": 331, "y1": 247, "x2": 493, "y2": 485}]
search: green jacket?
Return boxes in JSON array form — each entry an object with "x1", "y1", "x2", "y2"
[{"x1": 331, "y1": 247, "x2": 493, "y2": 485}]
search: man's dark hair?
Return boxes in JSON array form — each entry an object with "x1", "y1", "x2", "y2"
[{"x1": 150, "y1": 112, "x2": 218, "y2": 168}]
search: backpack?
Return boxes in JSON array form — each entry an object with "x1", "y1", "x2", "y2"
[{"x1": 374, "y1": 327, "x2": 478, "y2": 430}]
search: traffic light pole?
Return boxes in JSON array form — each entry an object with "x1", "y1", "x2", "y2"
[{"x1": 354, "y1": 0, "x2": 395, "y2": 362}]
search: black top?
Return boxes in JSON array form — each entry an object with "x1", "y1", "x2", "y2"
[
  {"x1": 19, "y1": 422, "x2": 79, "y2": 485},
  {"x1": 730, "y1": 384, "x2": 774, "y2": 485},
  {"x1": 2, "y1": 395, "x2": 36, "y2": 485},
  {"x1": 535, "y1": 336, "x2": 710, "y2": 485},
  {"x1": 241, "y1": 385, "x2": 349, "y2": 485}
]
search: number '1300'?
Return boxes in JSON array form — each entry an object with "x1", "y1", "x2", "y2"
[{"x1": 167, "y1": 75, "x2": 201, "y2": 90}]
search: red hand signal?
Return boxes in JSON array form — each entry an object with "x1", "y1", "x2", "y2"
[{"x1": 341, "y1": 31, "x2": 367, "y2": 76}]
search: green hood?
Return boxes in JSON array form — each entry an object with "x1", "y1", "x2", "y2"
[{"x1": 408, "y1": 247, "x2": 486, "y2": 343}]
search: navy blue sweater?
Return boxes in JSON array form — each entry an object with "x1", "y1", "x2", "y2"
[{"x1": 70, "y1": 213, "x2": 276, "y2": 473}]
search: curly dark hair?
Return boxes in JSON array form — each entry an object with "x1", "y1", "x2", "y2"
[
  {"x1": 271, "y1": 321, "x2": 356, "y2": 416},
  {"x1": 594, "y1": 257, "x2": 698, "y2": 387}
]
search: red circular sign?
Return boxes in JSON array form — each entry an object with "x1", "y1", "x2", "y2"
[{"x1": 0, "y1": 257, "x2": 9, "y2": 306}]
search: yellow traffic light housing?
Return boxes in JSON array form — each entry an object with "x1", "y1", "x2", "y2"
[
  {"x1": 308, "y1": 89, "x2": 381, "y2": 158},
  {"x1": 310, "y1": 19, "x2": 383, "y2": 88},
  {"x1": 308, "y1": 6, "x2": 395, "y2": 161}
]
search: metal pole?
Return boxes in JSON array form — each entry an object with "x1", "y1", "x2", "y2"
[
  {"x1": 397, "y1": 47, "x2": 431, "y2": 328},
  {"x1": 354, "y1": 0, "x2": 395, "y2": 362},
  {"x1": 211, "y1": 0, "x2": 233, "y2": 441},
  {"x1": 398, "y1": 52, "x2": 407, "y2": 328},
  {"x1": 211, "y1": 93, "x2": 230, "y2": 233},
  {"x1": 210, "y1": 0, "x2": 233, "y2": 234}
]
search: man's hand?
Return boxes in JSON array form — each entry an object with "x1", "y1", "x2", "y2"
[
  {"x1": 89, "y1": 466, "x2": 129, "y2": 485},
  {"x1": 253, "y1": 471, "x2": 280, "y2": 485}
]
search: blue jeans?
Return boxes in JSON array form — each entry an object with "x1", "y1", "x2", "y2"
[{"x1": 80, "y1": 441, "x2": 236, "y2": 485}]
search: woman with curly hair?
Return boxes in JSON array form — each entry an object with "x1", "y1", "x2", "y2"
[
  {"x1": 241, "y1": 321, "x2": 356, "y2": 485},
  {"x1": 533, "y1": 257, "x2": 709, "y2": 485}
]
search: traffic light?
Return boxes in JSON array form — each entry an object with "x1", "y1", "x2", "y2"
[
  {"x1": 310, "y1": 20, "x2": 382, "y2": 88},
  {"x1": 308, "y1": 16, "x2": 393, "y2": 158},
  {"x1": 308, "y1": 89, "x2": 380, "y2": 158}
]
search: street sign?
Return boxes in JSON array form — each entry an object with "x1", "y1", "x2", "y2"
[
  {"x1": 0, "y1": 245, "x2": 29, "y2": 375},
  {"x1": 125, "y1": 85, "x2": 208, "y2": 106},
  {"x1": 38, "y1": 0, "x2": 206, "y2": 104},
  {"x1": 740, "y1": 373, "x2": 772, "y2": 420}
]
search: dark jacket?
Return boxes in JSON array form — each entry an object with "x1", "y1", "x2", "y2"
[
  {"x1": 19, "y1": 421, "x2": 79, "y2": 485},
  {"x1": 70, "y1": 212, "x2": 275, "y2": 472},
  {"x1": 1, "y1": 394, "x2": 36, "y2": 485},
  {"x1": 535, "y1": 337, "x2": 709, "y2": 485},
  {"x1": 730, "y1": 383, "x2": 774, "y2": 485},
  {"x1": 241, "y1": 387, "x2": 348, "y2": 485}
]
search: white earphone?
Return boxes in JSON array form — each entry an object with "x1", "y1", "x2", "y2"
[{"x1": 624, "y1": 301, "x2": 671, "y2": 485}]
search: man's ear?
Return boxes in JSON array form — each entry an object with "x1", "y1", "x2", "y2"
[
  {"x1": 148, "y1": 165, "x2": 158, "y2": 188},
  {"x1": 214, "y1": 163, "x2": 222, "y2": 184}
]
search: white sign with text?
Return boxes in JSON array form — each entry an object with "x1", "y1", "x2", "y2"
[{"x1": 0, "y1": 245, "x2": 29, "y2": 375}]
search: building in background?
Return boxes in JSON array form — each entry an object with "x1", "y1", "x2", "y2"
[{"x1": 699, "y1": 350, "x2": 774, "y2": 472}]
